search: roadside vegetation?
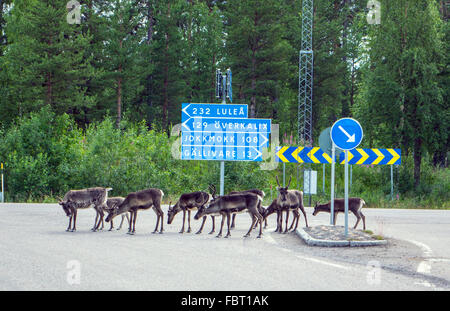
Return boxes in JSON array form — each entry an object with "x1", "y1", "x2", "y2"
[{"x1": 0, "y1": 108, "x2": 447, "y2": 209}]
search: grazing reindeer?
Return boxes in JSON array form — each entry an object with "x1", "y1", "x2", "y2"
[
  {"x1": 101, "y1": 197, "x2": 130, "y2": 231},
  {"x1": 263, "y1": 199, "x2": 301, "y2": 232},
  {"x1": 228, "y1": 189, "x2": 267, "y2": 229},
  {"x1": 105, "y1": 188, "x2": 164, "y2": 234},
  {"x1": 59, "y1": 187, "x2": 112, "y2": 232},
  {"x1": 275, "y1": 176, "x2": 309, "y2": 233},
  {"x1": 194, "y1": 193, "x2": 264, "y2": 238},
  {"x1": 167, "y1": 191, "x2": 214, "y2": 234},
  {"x1": 313, "y1": 198, "x2": 366, "y2": 230}
]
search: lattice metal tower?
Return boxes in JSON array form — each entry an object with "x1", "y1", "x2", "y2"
[{"x1": 298, "y1": 0, "x2": 314, "y2": 146}]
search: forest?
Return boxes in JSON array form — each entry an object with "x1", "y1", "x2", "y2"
[{"x1": 0, "y1": 0, "x2": 448, "y2": 208}]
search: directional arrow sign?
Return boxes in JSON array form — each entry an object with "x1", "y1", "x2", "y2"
[
  {"x1": 182, "y1": 117, "x2": 271, "y2": 134},
  {"x1": 182, "y1": 103, "x2": 247, "y2": 122},
  {"x1": 182, "y1": 131, "x2": 269, "y2": 148},
  {"x1": 181, "y1": 145, "x2": 263, "y2": 162},
  {"x1": 330, "y1": 118, "x2": 363, "y2": 151}
]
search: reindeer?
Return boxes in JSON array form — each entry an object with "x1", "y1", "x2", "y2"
[
  {"x1": 167, "y1": 190, "x2": 214, "y2": 234},
  {"x1": 100, "y1": 197, "x2": 130, "y2": 231},
  {"x1": 275, "y1": 176, "x2": 309, "y2": 233},
  {"x1": 263, "y1": 198, "x2": 301, "y2": 233},
  {"x1": 313, "y1": 198, "x2": 366, "y2": 230},
  {"x1": 228, "y1": 189, "x2": 267, "y2": 229},
  {"x1": 105, "y1": 188, "x2": 164, "y2": 234},
  {"x1": 194, "y1": 192, "x2": 264, "y2": 238},
  {"x1": 58, "y1": 187, "x2": 112, "y2": 232}
]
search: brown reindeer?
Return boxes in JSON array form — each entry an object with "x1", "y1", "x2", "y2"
[
  {"x1": 105, "y1": 188, "x2": 164, "y2": 234},
  {"x1": 167, "y1": 191, "x2": 214, "y2": 234},
  {"x1": 228, "y1": 189, "x2": 266, "y2": 229},
  {"x1": 194, "y1": 192, "x2": 264, "y2": 238},
  {"x1": 313, "y1": 198, "x2": 366, "y2": 230},
  {"x1": 275, "y1": 176, "x2": 309, "y2": 233},
  {"x1": 101, "y1": 197, "x2": 130, "y2": 231},
  {"x1": 59, "y1": 187, "x2": 112, "y2": 232}
]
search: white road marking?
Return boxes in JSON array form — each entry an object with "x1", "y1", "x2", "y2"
[
  {"x1": 263, "y1": 228, "x2": 351, "y2": 271},
  {"x1": 407, "y1": 239, "x2": 444, "y2": 291}
]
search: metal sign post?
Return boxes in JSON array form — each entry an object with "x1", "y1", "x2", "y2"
[
  {"x1": 344, "y1": 150, "x2": 349, "y2": 236},
  {"x1": 331, "y1": 118, "x2": 363, "y2": 237},
  {"x1": 330, "y1": 143, "x2": 336, "y2": 225},
  {"x1": 219, "y1": 70, "x2": 227, "y2": 196}
]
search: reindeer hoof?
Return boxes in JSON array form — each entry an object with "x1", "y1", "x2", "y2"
[
  {"x1": 208, "y1": 231, "x2": 214, "y2": 235},
  {"x1": 195, "y1": 231, "x2": 202, "y2": 234}
]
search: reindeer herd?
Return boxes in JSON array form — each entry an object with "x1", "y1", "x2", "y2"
[{"x1": 58, "y1": 176, "x2": 367, "y2": 238}]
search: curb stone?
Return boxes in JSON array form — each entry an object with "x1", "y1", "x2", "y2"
[{"x1": 295, "y1": 227, "x2": 387, "y2": 247}]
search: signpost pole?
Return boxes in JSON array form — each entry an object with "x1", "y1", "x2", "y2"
[
  {"x1": 330, "y1": 143, "x2": 335, "y2": 225},
  {"x1": 344, "y1": 150, "x2": 349, "y2": 237},
  {"x1": 219, "y1": 73, "x2": 227, "y2": 196},
  {"x1": 283, "y1": 162, "x2": 286, "y2": 187},
  {"x1": 391, "y1": 165, "x2": 394, "y2": 201},
  {"x1": 323, "y1": 164, "x2": 325, "y2": 194}
]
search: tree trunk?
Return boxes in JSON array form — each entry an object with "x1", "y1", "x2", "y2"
[
  {"x1": 413, "y1": 137, "x2": 422, "y2": 189},
  {"x1": 116, "y1": 73, "x2": 122, "y2": 129}
]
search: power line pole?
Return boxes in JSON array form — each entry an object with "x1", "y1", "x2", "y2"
[{"x1": 298, "y1": 0, "x2": 314, "y2": 205}]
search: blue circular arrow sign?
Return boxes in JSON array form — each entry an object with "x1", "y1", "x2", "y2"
[{"x1": 330, "y1": 118, "x2": 363, "y2": 151}]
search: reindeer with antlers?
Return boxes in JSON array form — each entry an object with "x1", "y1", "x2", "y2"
[{"x1": 275, "y1": 176, "x2": 308, "y2": 233}]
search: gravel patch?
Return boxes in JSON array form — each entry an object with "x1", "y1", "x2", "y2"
[{"x1": 304, "y1": 225, "x2": 380, "y2": 241}]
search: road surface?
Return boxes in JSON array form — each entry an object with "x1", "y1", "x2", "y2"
[{"x1": 0, "y1": 203, "x2": 448, "y2": 291}]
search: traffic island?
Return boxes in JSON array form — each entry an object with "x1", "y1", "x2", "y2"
[{"x1": 296, "y1": 225, "x2": 387, "y2": 247}]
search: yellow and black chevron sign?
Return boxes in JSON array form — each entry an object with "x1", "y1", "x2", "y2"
[{"x1": 276, "y1": 147, "x2": 401, "y2": 165}]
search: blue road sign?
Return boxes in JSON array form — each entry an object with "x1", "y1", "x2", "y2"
[
  {"x1": 182, "y1": 116, "x2": 271, "y2": 133},
  {"x1": 330, "y1": 118, "x2": 363, "y2": 151},
  {"x1": 182, "y1": 131, "x2": 269, "y2": 148},
  {"x1": 181, "y1": 145, "x2": 263, "y2": 162},
  {"x1": 182, "y1": 103, "x2": 247, "y2": 122}
]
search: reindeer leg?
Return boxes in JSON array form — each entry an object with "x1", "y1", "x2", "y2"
[
  {"x1": 209, "y1": 216, "x2": 215, "y2": 234},
  {"x1": 288, "y1": 210, "x2": 296, "y2": 231},
  {"x1": 92, "y1": 210, "x2": 99, "y2": 231},
  {"x1": 225, "y1": 212, "x2": 231, "y2": 238},
  {"x1": 159, "y1": 208, "x2": 164, "y2": 233},
  {"x1": 257, "y1": 213, "x2": 263, "y2": 238},
  {"x1": 300, "y1": 206, "x2": 308, "y2": 228},
  {"x1": 127, "y1": 211, "x2": 134, "y2": 234},
  {"x1": 244, "y1": 215, "x2": 256, "y2": 238},
  {"x1": 353, "y1": 211, "x2": 361, "y2": 229},
  {"x1": 109, "y1": 218, "x2": 114, "y2": 231},
  {"x1": 361, "y1": 211, "x2": 366, "y2": 230},
  {"x1": 132, "y1": 210, "x2": 138, "y2": 234},
  {"x1": 66, "y1": 214, "x2": 73, "y2": 232},
  {"x1": 231, "y1": 214, "x2": 236, "y2": 229},
  {"x1": 95, "y1": 208, "x2": 104, "y2": 231},
  {"x1": 196, "y1": 216, "x2": 207, "y2": 234},
  {"x1": 216, "y1": 214, "x2": 225, "y2": 238},
  {"x1": 284, "y1": 210, "x2": 290, "y2": 234},
  {"x1": 333, "y1": 212, "x2": 338, "y2": 226},
  {"x1": 187, "y1": 210, "x2": 192, "y2": 233},
  {"x1": 71, "y1": 209, "x2": 78, "y2": 232},
  {"x1": 277, "y1": 211, "x2": 283, "y2": 233},
  {"x1": 180, "y1": 210, "x2": 186, "y2": 233}
]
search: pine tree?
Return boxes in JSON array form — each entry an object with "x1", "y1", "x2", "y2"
[
  {"x1": 225, "y1": 0, "x2": 292, "y2": 118},
  {"x1": 1, "y1": 0, "x2": 94, "y2": 124},
  {"x1": 356, "y1": 0, "x2": 445, "y2": 187}
]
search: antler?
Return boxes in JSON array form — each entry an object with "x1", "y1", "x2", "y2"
[
  {"x1": 287, "y1": 176, "x2": 291, "y2": 189},
  {"x1": 275, "y1": 176, "x2": 281, "y2": 188},
  {"x1": 208, "y1": 184, "x2": 217, "y2": 198}
]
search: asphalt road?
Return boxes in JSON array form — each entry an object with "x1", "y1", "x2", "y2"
[{"x1": 0, "y1": 203, "x2": 449, "y2": 291}]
